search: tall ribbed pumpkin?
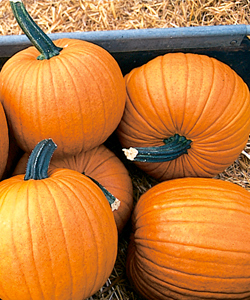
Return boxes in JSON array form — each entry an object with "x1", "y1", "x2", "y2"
[
  {"x1": 117, "y1": 53, "x2": 250, "y2": 180},
  {"x1": 127, "y1": 177, "x2": 250, "y2": 299},
  {"x1": 0, "y1": 0, "x2": 126, "y2": 157},
  {"x1": 13, "y1": 144, "x2": 133, "y2": 233},
  {"x1": 0, "y1": 139, "x2": 118, "y2": 300}
]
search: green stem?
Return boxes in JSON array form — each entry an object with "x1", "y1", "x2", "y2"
[
  {"x1": 84, "y1": 174, "x2": 120, "y2": 211},
  {"x1": 10, "y1": 0, "x2": 63, "y2": 60},
  {"x1": 24, "y1": 139, "x2": 57, "y2": 180},
  {"x1": 123, "y1": 134, "x2": 192, "y2": 163}
]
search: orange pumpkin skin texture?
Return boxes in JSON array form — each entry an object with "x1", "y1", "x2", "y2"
[
  {"x1": 0, "y1": 93, "x2": 9, "y2": 179},
  {"x1": 13, "y1": 144, "x2": 133, "y2": 233},
  {"x1": 117, "y1": 53, "x2": 250, "y2": 180},
  {"x1": 0, "y1": 167, "x2": 118, "y2": 300},
  {"x1": 126, "y1": 177, "x2": 250, "y2": 300},
  {"x1": 0, "y1": 38, "x2": 126, "y2": 157}
]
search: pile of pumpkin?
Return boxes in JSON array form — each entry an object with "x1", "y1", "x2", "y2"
[{"x1": 0, "y1": 1, "x2": 250, "y2": 300}]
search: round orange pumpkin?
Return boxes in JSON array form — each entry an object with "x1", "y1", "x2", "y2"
[
  {"x1": 0, "y1": 1, "x2": 126, "y2": 157},
  {"x1": 117, "y1": 52, "x2": 250, "y2": 180},
  {"x1": 127, "y1": 177, "x2": 250, "y2": 299},
  {"x1": 13, "y1": 144, "x2": 133, "y2": 233},
  {"x1": 0, "y1": 139, "x2": 118, "y2": 300}
]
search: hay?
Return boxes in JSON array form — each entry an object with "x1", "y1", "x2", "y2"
[
  {"x1": 1, "y1": 1, "x2": 250, "y2": 299},
  {"x1": 1, "y1": 0, "x2": 250, "y2": 35}
]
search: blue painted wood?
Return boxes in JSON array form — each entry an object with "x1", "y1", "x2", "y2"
[{"x1": 0, "y1": 24, "x2": 249, "y2": 57}]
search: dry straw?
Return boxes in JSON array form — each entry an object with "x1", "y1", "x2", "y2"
[
  {"x1": 1, "y1": 1, "x2": 250, "y2": 299},
  {"x1": 1, "y1": 0, "x2": 250, "y2": 34}
]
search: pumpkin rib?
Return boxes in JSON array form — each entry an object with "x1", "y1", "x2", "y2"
[
  {"x1": 63, "y1": 49, "x2": 119, "y2": 148},
  {"x1": 48, "y1": 58, "x2": 70, "y2": 155},
  {"x1": 54, "y1": 54, "x2": 85, "y2": 150},
  {"x1": 51, "y1": 173, "x2": 117, "y2": 293},
  {"x1": 144, "y1": 61, "x2": 171, "y2": 134},
  {"x1": 74, "y1": 45, "x2": 125, "y2": 136},
  {"x1": 188, "y1": 147, "x2": 235, "y2": 164},
  {"x1": 132, "y1": 249, "x2": 250, "y2": 297},
  {"x1": 135, "y1": 239, "x2": 250, "y2": 269},
  {"x1": 126, "y1": 73, "x2": 168, "y2": 139},
  {"x1": 133, "y1": 255, "x2": 249, "y2": 288},
  {"x1": 185, "y1": 150, "x2": 233, "y2": 175},
  {"x1": 2, "y1": 60, "x2": 34, "y2": 152},
  {"x1": 187, "y1": 56, "x2": 225, "y2": 138},
  {"x1": 58, "y1": 52, "x2": 100, "y2": 143},
  {"x1": 183, "y1": 57, "x2": 208, "y2": 139},
  {"x1": 45, "y1": 175, "x2": 104, "y2": 297},
  {"x1": 120, "y1": 93, "x2": 165, "y2": 143},
  {"x1": 54, "y1": 178, "x2": 102, "y2": 296},
  {"x1": 201, "y1": 64, "x2": 246, "y2": 138},
  {"x1": 41, "y1": 179, "x2": 75, "y2": 297},
  {"x1": 85, "y1": 152, "x2": 119, "y2": 175},
  {"x1": 27, "y1": 183, "x2": 55, "y2": 300},
  {"x1": 163, "y1": 53, "x2": 206, "y2": 136},
  {"x1": 132, "y1": 258, "x2": 250, "y2": 298},
  {"x1": 11, "y1": 183, "x2": 34, "y2": 300},
  {"x1": 160, "y1": 55, "x2": 180, "y2": 133},
  {"x1": 135, "y1": 184, "x2": 250, "y2": 207},
  {"x1": 74, "y1": 180, "x2": 116, "y2": 295},
  {"x1": 159, "y1": 56, "x2": 176, "y2": 132},
  {"x1": 184, "y1": 57, "x2": 220, "y2": 138},
  {"x1": 187, "y1": 62, "x2": 249, "y2": 142},
  {"x1": 191, "y1": 90, "x2": 250, "y2": 143},
  {"x1": 29, "y1": 182, "x2": 58, "y2": 298},
  {"x1": 58, "y1": 173, "x2": 116, "y2": 226},
  {"x1": 180, "y1": 154, "x2": 203, "y2": 177},
  {"x1": 179, "y1": 53, "x2": 188, "y2": 132},
  {"x1": 129, "y1": 267, "x2": 173, "y2": 300},
  {"x1": 135, "y1": 233, "x2": 250, "y2": 254}
]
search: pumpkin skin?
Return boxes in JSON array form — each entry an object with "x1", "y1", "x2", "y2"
[
  {"x1": 0, "y1": 37, "x2": 126, "y2": 157},
  {"x1": 117, "y1": 53, "x2": 250, "y2": 180},
  {"x1": 0, "y1": 81, "x2": 9, "y2": 179},
  {"x1": 127, "y1": 177, "x2": 250, "y2": 300},
  {"x1": 13, "y1": 144, "x2": 133, "y2": 233},
  {"x1": 0, "y1": 167, "x2": 118, "y2": 300}
]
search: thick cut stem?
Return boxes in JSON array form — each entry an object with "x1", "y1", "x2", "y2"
[
  {"x1": 123, "y1": 134, "x2": 192, "y2": 163},
  {"x1": 85, "y1": 174, "x2": 120, "y2": 211},
  {"x1": 10, "y1": 0, "x2": 63, "y2": 60},
  {"x1": 24, "y1": 139, "x2": 57, "y2": 180}
]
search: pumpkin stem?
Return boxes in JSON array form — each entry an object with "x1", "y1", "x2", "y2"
[
  {"x1": 10, "y1": 0, "x2": 63, "y2": 60},
  {"x1": 122, "y1": 134, "x2": 192, "y2": 162},
  {"x1": 24, "y1": 139, "x2": 57, "y2": 181},
  {"x1": 85, "y1": 174, "x2": 120, "y2": 211}
]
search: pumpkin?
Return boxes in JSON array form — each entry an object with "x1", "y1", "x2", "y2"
[
  {"x1": 0, "y1": 0, "x2": 126, "y2": 158},
  {"x1": 0, "y1": 139, "x2": 118, "y2": 300},
  {"x1": 0, "y1": 77, "x2": 9, "y2": 179},
  {"x1": 117, "y1": 52, "x2": 250, "y2": 181},
  {"x1": 126, "y1": 177, "x2": 250, "y2": 300},
  {"x1": 13, "y1": 144, "x2": 133, "y2": 233}
]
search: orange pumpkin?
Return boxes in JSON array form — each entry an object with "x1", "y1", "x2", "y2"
[
  {"x1": 0, "y1": 139, "x2": 118, "y2": 300},
  {"x1": 127, "y1": 177, "x2": 250, "y2": 299},
  {"x1": 13, "y1": 144, "x2": 133, "y2": 233},
  {"x1": 0, "y1": 1, "x2": 126, "y2": 157},
  {"x1": 117, "y1": 53, "x2": 250, "y2": 180}
]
